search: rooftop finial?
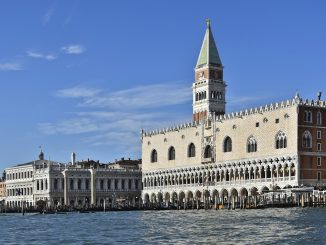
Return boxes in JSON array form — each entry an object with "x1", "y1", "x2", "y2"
[
  {"x1": 206, "y1": 18, "x2": 211, "y2": 28},
  {"x1": 295, "y1": 90, "x2": 300, "y2": 99},
  {"x1": 38, "y1": 146, "x2": 44, "y2": 160}
]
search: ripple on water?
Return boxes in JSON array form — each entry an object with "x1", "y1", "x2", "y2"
[{"x1": 1, "y1": 208, "x2": 325, "y2": 244}]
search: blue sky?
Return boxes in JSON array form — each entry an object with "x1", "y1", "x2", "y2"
[{"x1": 0, "y1": 0, "x2": 325, "y2": 169}]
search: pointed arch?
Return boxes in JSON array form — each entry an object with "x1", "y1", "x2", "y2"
[
  {"x1": 223, "y1": 136, "x2": 232, "y2": 152},
  {"x1": 168, "y1": 146, "x2": 175, "y2": 160},
  {"x1": 304, "y1": 110, "x2": 312, "y2": 122},
  {"x1": 302, "y1": 130, "x2": 312, "y2": 148},
  {"x1": 151, "y1": 149, "x2": 158, "y2": 163},
  {"x1": 188, "y1": 143, "x2": 196, "y2": 157},
  {"x1": 247, "y1": 136, "x2": 257, "y2": 153},
  {"x1": 204, "y1": 145, "x2": 212, "y2": 158},
  {"x1": 276, "y1": 131, "x2": 287, "y2": 149}
]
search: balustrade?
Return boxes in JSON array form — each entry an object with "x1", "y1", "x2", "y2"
[{"x1": 144, "y1": 173, "x2": 296, "y2": 190}]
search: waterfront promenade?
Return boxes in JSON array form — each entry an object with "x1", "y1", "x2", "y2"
[{"x1": 1, "y1": 188, "x2": 325, "y2": 214}]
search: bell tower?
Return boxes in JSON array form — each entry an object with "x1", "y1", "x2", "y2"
[{"x1": 193, "y1": 19, "x2": 226, "y2": 122}]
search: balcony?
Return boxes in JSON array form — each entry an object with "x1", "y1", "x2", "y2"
[{"x1": 144, "y1": 176, "x2": 297, "y2": 191}]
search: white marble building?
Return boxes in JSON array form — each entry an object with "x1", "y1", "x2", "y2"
[
  {"x1": 141, "y1": 20, "x2": 326, "y2": 207},
  {"x1": 5, "y1": 151, "x2": 142, "y2": 208}
]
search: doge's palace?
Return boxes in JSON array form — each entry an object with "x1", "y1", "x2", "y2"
[{"x1": 141, "y1": 20, "x2": 326, "y2": 207}]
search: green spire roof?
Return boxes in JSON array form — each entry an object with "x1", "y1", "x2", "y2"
[{"x1": 196, "y1": 19, "x2": 222, "y2": 68}]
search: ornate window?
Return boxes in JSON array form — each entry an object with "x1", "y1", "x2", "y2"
[
  {"x1": 53, "y1": 179, "x2": 58, "y2": 190},
  {"x1": 135, "y1": 180, "x2": 139, "y2": 190},
  {"x1": 317, "y1": 111, "x2": 322, "y2": 125},
  {"x1": 70, "y1": 179, "x2": 74, "y2": 190},
  {"x1": 247, "y1": 136, "x2": 257, "y2": 153},
  {"x1": 188, "y1": 143, "x2": 196, "y2": 157},
  {"x1": 151, "y1": 149, "x2": 158, "y2": 163},
  {"x1": 223, "y1": 136, "x2": 232, "y2": 152},
  {"x1": 168, "y1": 146, "x2": 175, "y2": 160},
  {"x1": 204, "y1": 145, "x2": 212, "y2": 158},
  {"x1": 302, "y1": 131, "x2": 312, "y2": 148},
  {"x1": 304, "y1": 110, "x2": 312, "y2": 122},
  {"x1": 115, "y1": 179, "x2": 118, "y2": 189},
  {"x1": 276, "y1": 131, "x2": 287, "y2": 149},
  {"x1": 78, "y1": 179, "x2": 82, "y2": 190}
]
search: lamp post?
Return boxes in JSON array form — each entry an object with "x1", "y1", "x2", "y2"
[{"x1": 135, "y1": 195, "x2": 139, "y2": 209}]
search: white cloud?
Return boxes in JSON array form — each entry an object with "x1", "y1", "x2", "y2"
[
  {"x1": 0, "y1": 62, "x2": 23, "y2": 71},
  {"x1": 38, "y1": 109, "x2": 187, "y2": 154},
  {"x1": 61, "y1": 45, "x2": 85, "y2": 54},
  {"x1": 43, "y1": 5, "x2": 55, "y2": 25},
  {"x1": 39, "y1": 82, "x2": 190, "y2": 152},
  {"x1": 39, "y1": 118, "x2": 100, "y2": 135},
  {"x1": 56, "y1": 86, "x2": 101, "y2": 98},
  {"x1": 27, "y1": 50, "x2": 56, "y2": 61},
  {"x1": 77, "y1": 83, "x2": 191, "y2": 109}
]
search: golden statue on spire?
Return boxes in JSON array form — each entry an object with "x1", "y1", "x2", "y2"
[{"x1": 206, "y1": 18, "x2": 211, "y2": 28}]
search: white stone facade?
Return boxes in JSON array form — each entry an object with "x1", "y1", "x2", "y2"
[
  {"x1": 5, "y1": 159, "x2": 142, "y2": 209},
  {"x1": 142, "y1": 100, "x2": 300, "y2": 205},
  {"x1": 140, "y1": 20, "x2": 320, "y2": 207}
]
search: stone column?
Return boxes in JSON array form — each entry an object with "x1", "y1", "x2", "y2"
[
  {"x1": 90, "y1": 169, "x2": 96, "y2": 205},
  {"x1": 295, "y1": 161, "x2": 299, "y2": 183},
  {"x1": 63, "y1": 171, "x2": 68, "y2": 205}
]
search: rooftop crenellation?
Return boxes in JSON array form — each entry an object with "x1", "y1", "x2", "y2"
[{"x1": 142, "y1": 94, "x2": 326, "y2": 137}]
